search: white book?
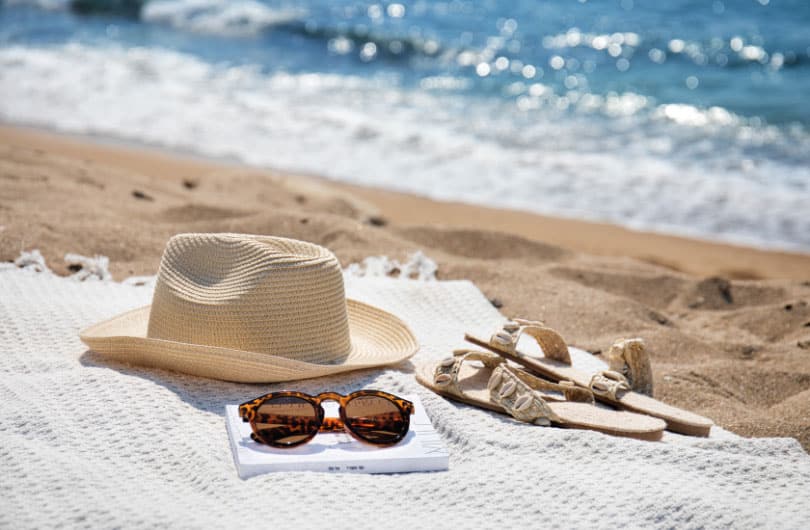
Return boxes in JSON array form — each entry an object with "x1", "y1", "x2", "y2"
[{"x1": 225, "y1": 394, "x2": 449, "y2": 478}]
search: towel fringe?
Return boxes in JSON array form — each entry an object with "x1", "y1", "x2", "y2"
[{"x1": 344, "y1": 251, "x2": 437, "y2": 281}]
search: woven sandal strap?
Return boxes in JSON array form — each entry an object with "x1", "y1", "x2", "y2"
[
  {"x1": 605, "y1": 338, "x2": 654, "y2": 396},
  {"x1": 508, "y1": 368, "x2": 594, "y2": 403},
  {"x1": 451, "y1": 348, "x2": 504, "y2": 366},
  {"x1": 488, "y1": 319, "x2": 572, "y2": 365},
  {"x1": 432, "y1": 350, "x2": 505, "y2": 398},
  {"x1": 589, "y1": 370, "x2": 631, "y2": 400},
  {"x1": 488, "y1": 364, "x2": 560, "y2": 425}
]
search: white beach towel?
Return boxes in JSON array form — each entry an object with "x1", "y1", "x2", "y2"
[{"x1": 0, "y1": 268, "x2": 808, "y2": 528}]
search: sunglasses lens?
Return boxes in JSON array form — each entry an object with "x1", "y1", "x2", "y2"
[
  {"x1": 254, "y1": 397, "x2": 319, "y2": 447},
  {"x1": 344, "y1": 395, "x2": 408, "y2": 444}
]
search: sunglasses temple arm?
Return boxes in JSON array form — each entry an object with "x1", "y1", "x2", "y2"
[{"x1": 238, "y1": 404, "x2": 253, "y2": 422}]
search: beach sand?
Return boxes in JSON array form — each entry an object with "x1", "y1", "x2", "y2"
[{"x1": 2, "y1": 125, "x2": 809, "y2": 449}]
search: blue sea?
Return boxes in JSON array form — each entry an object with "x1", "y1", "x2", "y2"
[{"x1": 2, "y1": 0, "x2": 809, "y2": 251}]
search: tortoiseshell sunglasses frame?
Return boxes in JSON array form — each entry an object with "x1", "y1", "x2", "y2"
[{"x1": 239, "y1": 389, "x2": 415, "y2": 448}]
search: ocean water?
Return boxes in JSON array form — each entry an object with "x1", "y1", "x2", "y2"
[{"x1": 1, "y1": 0, "x2": 809, "y2": 251}]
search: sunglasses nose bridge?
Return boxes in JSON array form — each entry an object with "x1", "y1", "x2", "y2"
[
  {"x1": 314, "y1": 391, "x2": 344, "y2": 402},
  {"x1": 312, "y1": 393, "x2": 348, "y2": 433}
]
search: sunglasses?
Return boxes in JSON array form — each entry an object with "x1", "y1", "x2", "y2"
[{"x1": 239, "y1": 390, "x2": 414, "y2": 448}]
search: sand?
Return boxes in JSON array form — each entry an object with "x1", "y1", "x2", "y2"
[{"x1": 2, "y1": 125, "x2": 809, "y2": 449}]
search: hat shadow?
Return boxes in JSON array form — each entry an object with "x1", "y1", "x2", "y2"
[{"x1": 79, "y1": 350, "x2": 417, "y2": 417}]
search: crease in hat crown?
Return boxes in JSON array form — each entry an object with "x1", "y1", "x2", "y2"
[{"x1": 146, "y1": 233, "x2": 353, "y2": 364}]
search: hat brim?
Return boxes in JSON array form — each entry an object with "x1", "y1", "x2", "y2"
[{"x1": 80, "y1": 299, "x2": 418, "y2": 383}]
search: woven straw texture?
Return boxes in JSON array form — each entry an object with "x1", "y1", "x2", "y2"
[
  {"x1": 1, "y1": 268, "x2": 809, "y2": 529},
  {"x1": 80, "y1": 234, "x2": 417, "y2": 381},
  {"x1": 149, "y1": 234, "x2": 355, "y2": 361}
]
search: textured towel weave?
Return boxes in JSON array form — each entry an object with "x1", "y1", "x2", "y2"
[{"x1": 0, "y1": 269, "x2": 808, "y2": 528}]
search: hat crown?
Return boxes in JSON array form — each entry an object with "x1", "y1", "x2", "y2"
[{"x1": 146, "y1": 234, "x2": 352, "y2": 363}]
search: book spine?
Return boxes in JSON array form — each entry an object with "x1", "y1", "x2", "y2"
[{"x1": 242, "y1": 455, "x2": 448, "y2": 478}]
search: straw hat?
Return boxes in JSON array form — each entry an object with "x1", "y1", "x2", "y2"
[{"x1": 80, "y1": 233, "x2": 418, "y2": 382}]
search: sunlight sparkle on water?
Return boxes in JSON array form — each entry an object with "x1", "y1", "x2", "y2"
[
  {"x1": 476, "y1": 62, "x2": 491, "y2": 76},
  {"x1": 668, "y1": 39, "x2": 685, "y2": 53},
  {"x1": 359, "y1": 42, "x2": 377, "y2": 61},
  {"x1": 367, "y1": 4, "x2": 382, "y2": 20},
  {"x1": 494, "y1": 56, "x2": 509, "y2": 71},
  {"x1": 328, "y1": 37, "x2": 353, "y2": 55},
  {"x1": 387, "y1": 3, "x2": 405, "y2": 18},
  {"x1": 740, "y1": 45, "x2": 766, "y2": 62},
  {"x1": 648, "y1": 48, "x2": 666, "y2": 63}
]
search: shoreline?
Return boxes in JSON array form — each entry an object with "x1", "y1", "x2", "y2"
[{"x1": 2, "y1": 124, "x2": 808, "y2": 280}]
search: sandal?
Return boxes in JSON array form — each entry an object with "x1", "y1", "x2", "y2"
[
  {"x1": 465, "y1": 319, "x2": 713, "y2": 437},
  {"x1": 416, "y1": 349, "x2": 666, "y2": 441}
]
